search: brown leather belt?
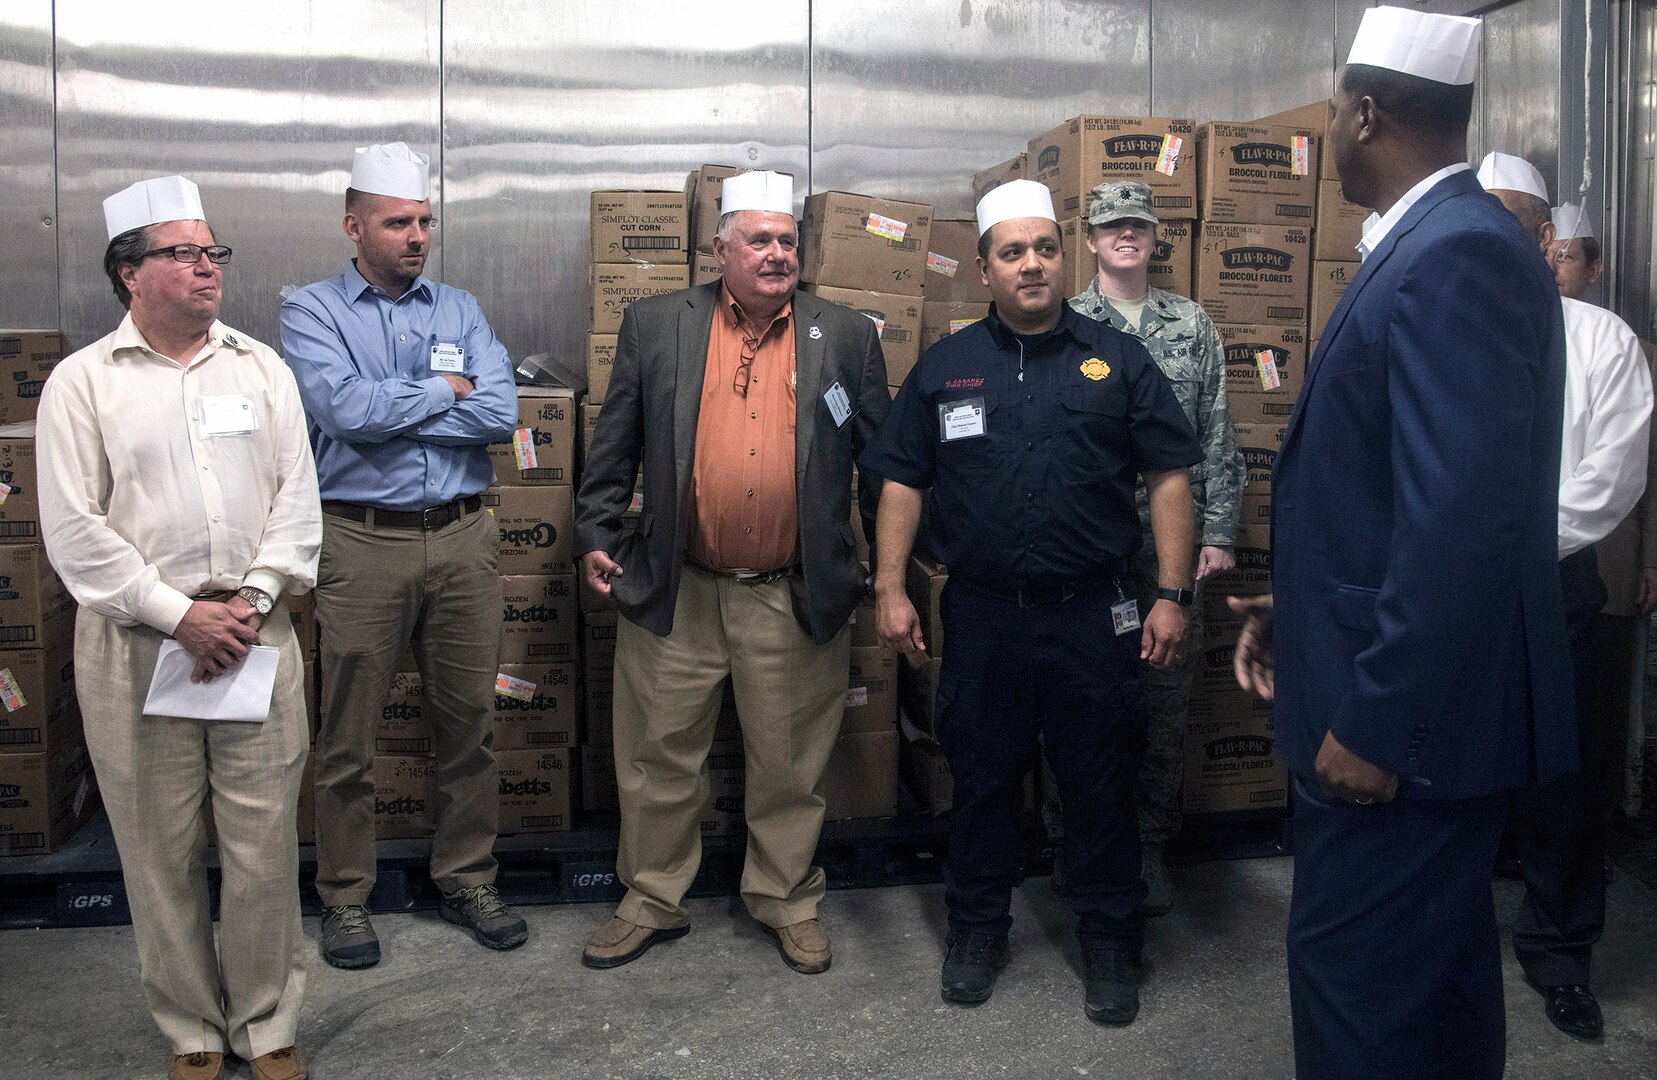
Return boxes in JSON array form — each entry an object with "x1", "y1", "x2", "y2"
[
  {"x1": 693, "y1": 562, "x2": 798, "y2": 585},
  {"x1": 193, "y1": 590, "x2": 236, "y2": 603},
  {"x1": 323, "y1": 495, "x2": 482, "y2": 531}
]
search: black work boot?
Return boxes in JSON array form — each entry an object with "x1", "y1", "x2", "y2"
[
  {"x1": 941, "y1": 931, "x2": 1010, "y2": 1005},
  {"x1": 1081, "y1": 944, "x2": 1143, "y2": 1025}
]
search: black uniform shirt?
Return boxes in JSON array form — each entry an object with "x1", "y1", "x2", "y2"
[{"x1": 860, "y1": 304, "x2": 1201, "y2": 589}]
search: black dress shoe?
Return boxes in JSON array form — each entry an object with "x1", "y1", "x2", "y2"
[
  {"x1": 1532, "y1": 979, "x2": 1603, "y2": 1040},
  {"x1": 940, "y1": 931, "x2": 1010, "y2": 1005}
]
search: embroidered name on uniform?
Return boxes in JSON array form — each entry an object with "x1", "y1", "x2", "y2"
[
  {"x1": 1079, "y1": 358, "x2": 1111, "y2": 381},
  {"x1": 944, "y1": 377, "x2": 985, "y2": 389}
]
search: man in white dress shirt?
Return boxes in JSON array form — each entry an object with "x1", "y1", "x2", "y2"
[
  {"x1": 1480, "y1": 152, "x2": 1653, "y2": 1041},
  {"x1": 37, "y1": 175, "x2": 320, "y2": 1080}
]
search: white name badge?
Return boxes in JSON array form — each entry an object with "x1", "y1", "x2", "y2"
[
  {"x1": 824, "y1": 380, "x2": 853, "y2": 428},
  {"x1": 198, "y1": 394, "x2": 257, "y2": 436},
  {"x1": 939, "y1": 398, "x2": 986, "y2": 442},
  {"x1": 431, "y1": 342, "x2": 466, "y2": 373},
  {"x1": 1111, "y1": 598, "x2": 1141, "y2": 636}
]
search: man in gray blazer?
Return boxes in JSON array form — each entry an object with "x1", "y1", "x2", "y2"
[{"x1": 575, "y1": 170, "x2": 889, "y2": 974}]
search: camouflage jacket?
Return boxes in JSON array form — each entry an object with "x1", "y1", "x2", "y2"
[{"x1": 1070, "y1": 280, "x2": 1244, "y2": 547}]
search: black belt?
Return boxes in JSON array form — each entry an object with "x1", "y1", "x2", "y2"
[
  {"x1": 954, "y1": 571, "x2": 1116, "y2": 609},
  {"x1": 323, "y1": 495, "x2": 482, "y2": 531}
]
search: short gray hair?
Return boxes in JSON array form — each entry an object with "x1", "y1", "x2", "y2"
[{"x1": 103, "y1": 225, "x2": 152, "y2": 309}]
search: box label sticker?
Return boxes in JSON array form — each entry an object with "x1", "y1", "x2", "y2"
[
  {"x1": 926, "y1": 252, "x2": 960, "y2": 278},
  {"x1": 865, "y1": 213, "x2": 909, "y2": 242},
  {"x1": 948, "y1": 318, "x2": 981, "y2": 335},
  {"x1": 860, "y1": 312, "x2": 887, "y2": 338},
  {"x1": 845, "y1": 687, "x2": 869, "y2": 707},
  {"x1": 1156, "y1": 135, "x2": 1184, "y2": 176},
  {"x1": 0, "y1": 668, "x2": 23, "y2": 712},
  {"x1": 512, "y1": 428, "x2": 539, "y2": 471},
  {"x1": 495, "y1": 673, "x2": 538, "y2": 703},
  {"x1": 1256, "y1": 349, "x2": 1282, "y2": 390},
  {"x1": 1292, "y1": 136, "x2": 1312, "y2": 177},
  {"x1": 0, "y1": 481, "x2": 11, "y2": 505}
]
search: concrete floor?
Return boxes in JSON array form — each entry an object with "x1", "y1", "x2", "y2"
[{"x1": 3, "y1": 857, "x2": 1654, "y2": 1079}]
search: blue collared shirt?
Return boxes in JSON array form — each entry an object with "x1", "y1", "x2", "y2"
[{"x1": 279, "y1": 262, "x2": 517, "y2": 510}]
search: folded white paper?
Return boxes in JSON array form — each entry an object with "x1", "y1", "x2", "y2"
[{"x1": 143, "y1": 640, "x2": 279, "y2": 722}]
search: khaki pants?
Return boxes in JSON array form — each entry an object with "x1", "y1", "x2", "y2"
[
  {"x1": 78, "y1": 602, "x2": 308, "y2": 1060},
  {"x1": 613, "y1": 563, "x2": 849, "y2": 929},
  {"x1": 312, "y1": 507, "x2": 502, "y2": 904}
]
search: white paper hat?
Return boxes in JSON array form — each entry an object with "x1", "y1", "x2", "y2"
[
  {"x1": 1551, "y1": 203, "x2": 1594, "y2": 241},
  {"x1": 975, "y1": 179, "x2": 1057, "y2": 237},
  {"x1": 1346, "y1": 5, "x2": 1481, "y2": 86},
  {"x1": 720, "y1": 170, "x2": 794, "y2": 216},
  {"x1": 103, "y1": 175, "x2": 205, "y2": 239},
  {"x1": 350, "y1": 142, "x2": 430, "y2": 201},
  {"x1": 1476, "y1": 152, "x2": 1549, "y2": 202}
]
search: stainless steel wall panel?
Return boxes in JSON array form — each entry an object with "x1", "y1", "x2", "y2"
[
  {"x1": 441, "y1": 0, "x2": 810, "y2": 367},
  {"x1": 810, "y1": 1, "x2": 1151, "y2": 218},
  {"x1": 53, "y1": 1, "x2": 441, "y2": 351},
  {"x1": 1150, "y1": 0, "x2": 1334, "y2": 123},
  {"x1": 1476, "y1": 0, "x2": 1563, "y2": 197},
  {"x1": 0, "y1": 2, "x2": 58, "y2": 330}
]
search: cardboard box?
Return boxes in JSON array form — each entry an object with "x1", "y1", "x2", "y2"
[
  {"x1": 483, "y1": 485, "x2": 575, "y2": 577},
  {"x1": 0, "y1": 423, "x2": 42, "y2": 543},
  {"x1": 848, "y1": 575, "x2": 879, "y2": 646},
  {"x1": 899, "y1": 711, "x2": 952, "y2": 814},
  {"x1": 1058, "y1": 217, "x2": 1092, "y2": 298},
  {"x1": 808, "y1": 285, "x2": 921, "y2": 385},
  {"x1": 1206, "y1": 524, "x2": 1273, "y2": 596},
  {"x1": 0, "y1": 741, "x2": 97, "y2": 855},
  {"x1": 1028, "y1": 115, "x2": 1199, "y2": 218},
  {"x1": 1309, "y1": 260, "x2": 1355, "y2": 341},
  {"x1": 489, "y1": 387, "x2": 577, "y2": 486},
  {"x1": 374, "y1": 671, "x2": 430, "y2": 756},
  {"x1": 372, "y1": 754, "x2": 436, "y2": 838},
  {"x1": 493, "y1": 662, "x2": 580, "y2": 750},
  {"x1": 0, "y1": 331, "x2": 62, "y2": 426},
  {"x1": 0, "y1": 648, "x2": 80, "y2": 756},
  {"x1": 0, "y1": 543, "x2": 74, "y2": 650},
  {"x1": 589, "y1": 190, "x2": 688, "y2": 264},
  {"x1": 1314, "y1": 180, "x2": 1366, "y2": 262},
  {"x1": 585, "y1": 681, "x2": 614, "y2": 748},
  {"x1": 685, "y1": 164, "x2": 745, "y2": 254},
  {"x1": 823, "y1": 729, "x2": 899, "y2": 821},
  {"x1": 800, "y1": 192, "x2": 933, "y2": 296},
  {"x1": 1182, "y1": 708, "x2": 1288, "y2": 814},
  {"x1": 1252, "y1": 100, "x2": 1336, "y2": 181},
  {"x1": 579, "y1": 404, "x2": 602, "y2": 466},
  {"x1": 844, "y1": 645, "x2": 898, "y2": 734},
  {"x1": 1197, "y1": 122, "x2": 1319, "y2": 225},
  {"x1": 580, "y1": 744, "x2": 619, "y2": 811},
  {"x1": 905, "y1": 557, "x2": 948, "y2": 660},
  {"x1": 919, "y1": 301, "x2": 990, "y2": 357},
  {"x1": 495, "y1": 747, "x2": 573, "y2": 833},
  {"x1": 691, "y1": 251, "x2": 722, "y2": 288},
  {"x1": 924, "y1": 219, "x2": 991, "y2": 302},
  {"x1": 1148, "y1": 219, "x2": 1196, "y2": 298},
  {"x1": 972, "y1": 153, "x2": 1027, "y2": 203},
  {"x1": 1234, "y1": 421, "x2": 1286, "y2": 505},
  {"x1": 1216, "y1": 323, "x2": 1306, "y2": 425},
  {"x1": 586, "y1": 333, "x2": 617, "y2": 403},
  {"x1": 898, "y1": 649, "x2": 944, "y2": 736},
  {"x1": 591, "y1": 263, "x2": 689, "y2": 333},
  {"x1": 700, "y1": 740, "x2": 747, "y2": 836},
  {"x1": 1194, "y1": 223, "x2": 1311, "y2": 326},
  {"x1": 581, "y1": 611, "x2": 618, "y2": 676},
  {"x1": 499, "y1": 574, "x2": 579, "y2": 665}
]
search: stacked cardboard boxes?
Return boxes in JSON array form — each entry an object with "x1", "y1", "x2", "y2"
[
  {"x1": 587, "y1": 189, "x2": 690, "y2": 406},
  {"x1": 919, "y1": 218, "x2": 991, "y2": 366},
  {"x1": 0, "y1": 405, "x2": 102, "y2": 855}
]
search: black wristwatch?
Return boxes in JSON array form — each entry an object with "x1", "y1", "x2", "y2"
[
  {"x1": 1155, "y1": 587, "x2": 1195, "y2": 608},
  {"x1": 236, "y1": 586, "x2": 275, "y2": 617}
]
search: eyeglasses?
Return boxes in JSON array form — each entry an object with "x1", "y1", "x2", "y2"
[
  {"x1": 140, "y1": 244, "x2": 232, "y2": 265},
  {"x1": 733, "y1": 337, "x2": 761, "y2": 397}
]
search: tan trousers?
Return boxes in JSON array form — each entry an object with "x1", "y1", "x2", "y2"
[
  {"x1": 613, "y1": 563, "x2": 850, "y2": 929},
  {"x1": 78, "y1": 602, "x2": 308, "y2": 1060},
  {"x1": 311, "y1": 507, "x2": 502, "y2": 904}
]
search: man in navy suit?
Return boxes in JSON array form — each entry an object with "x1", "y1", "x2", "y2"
[{"x1": 1229, "y1": 8, "x2": 1577, "y2": 1079}]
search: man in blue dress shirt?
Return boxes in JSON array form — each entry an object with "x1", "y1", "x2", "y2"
[{"x1": 280, "y1": 142, "x2": 527, "y2": 969}]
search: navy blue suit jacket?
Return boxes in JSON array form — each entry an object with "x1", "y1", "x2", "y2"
[{"x1": 1271, "y1": 169, "x2": 1576, "y2": 800}]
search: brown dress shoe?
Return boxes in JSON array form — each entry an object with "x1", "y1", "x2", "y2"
[
  {"x1": 582, "y1": 916, "x2": 689, "y2": 969},
  {"x1": 766, "y1": 918, "x2": 832, "y2": 974},
  {"x1": 168, "y1": 1052, "x2": 224, "y2": 1080},
  {"x1": 249, "y1": 1047, "x2": 308, "y2": 1080}
]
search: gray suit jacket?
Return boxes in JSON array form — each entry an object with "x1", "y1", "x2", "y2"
[{"x1": 574, "y1": 281, "x2": 890, "y2": 643}]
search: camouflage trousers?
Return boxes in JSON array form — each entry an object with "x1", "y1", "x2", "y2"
[{"x1": 1041, "y1": 545, "x2": 1200, "y2": 845}]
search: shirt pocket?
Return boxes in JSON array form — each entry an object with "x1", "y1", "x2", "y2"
[
  {"x1": 935, "y1": 396, "x2": 1008, "y2": 475},
  {"x1": 1056, "y1": 387, "x2": 1130, "y2": 467}
]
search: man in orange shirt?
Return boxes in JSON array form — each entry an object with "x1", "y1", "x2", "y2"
[{"x1": 575, "y1": 171, "x2": 890, "y2": 973}]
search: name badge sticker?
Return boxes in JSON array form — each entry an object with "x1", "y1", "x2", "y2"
[
  {"x1": 824, "y1": 380, "x2": 853, "y2": 428},
  {"x1": 199, "y1": 394, "x2": 257, "y2": 436},
  {"x1": 431, "y1": 341, "x2": 466, "y2": 373},
  {"x1": 939, "y1": 397, "x2": 987, "y2": 442}
]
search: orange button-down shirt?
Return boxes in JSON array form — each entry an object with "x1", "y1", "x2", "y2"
[{"x1": 687, "y1": 288, "x2": 799, "y2": 572}]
